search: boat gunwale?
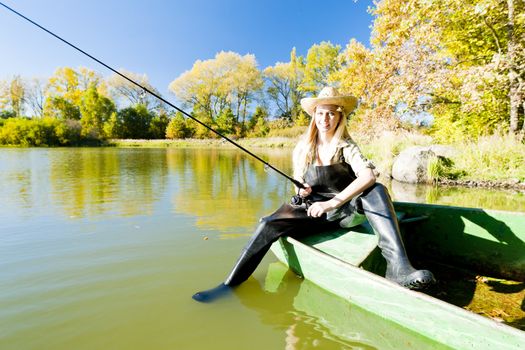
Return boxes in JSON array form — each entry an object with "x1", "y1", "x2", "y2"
[
  {"x1": 276, "y1": 234, "x2": 525, "y2": 341},
  {"x1": 394, "y1": 200, "x2": 525, "y2": 216}
]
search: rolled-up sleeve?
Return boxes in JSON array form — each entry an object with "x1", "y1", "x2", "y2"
[{"x1": 342, "y1": 139, "x2": 376, "y2": 176}]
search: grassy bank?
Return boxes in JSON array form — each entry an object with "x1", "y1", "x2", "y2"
[
  {"x1": 358, "y1": 132, "x2": 525, "y2": 187},
  {"x1": 107, "y1": 137, "x2": 299, "y2": 149},
  {"x1": 108, "y1": 133, "x2": 525, "y2": 187}
]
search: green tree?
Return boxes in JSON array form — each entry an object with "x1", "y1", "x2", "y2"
[
  {"x1": 103, "y1": 112, "x2": 123, "y2": 138},
  {"x1": 52, "y1": 119, "x2": 82, "y2": 145},
  {"x1": 247, "y1": 106, "x2": 270, "y2": 137},
  {"x1": 248, "y1": 106, "x2": 268, "y2": 129},
  {"x1": 118, "y1": 104, "x2": 155, "y2": 139},
  {"x1": 295, "y1": 111, "x2": 310, "y2": 127},
  {"x1": 0, "y1": 110, "x2": 16, "y2": 119},
  {"x1": 43, "y1": 67, "x2": 111, "y2": 124},
  {"x1": 149, "y1": 111, "x2": 170, "y2": 139},
  {"x1": 45, "y1": 96, "x2": 81, "y2": 120},
  {"x1": 215, "y1": 107, "x2": 236, "y2": 135},
  {"x1": 0, "y1": 117, "x2": 81, "y2": 146},
  {"x1": 166, "y1": 112, "x2": 189, "y2": 139},
  {"x1": 80, "y1": 85, "x2": 116, "y2": 138}
]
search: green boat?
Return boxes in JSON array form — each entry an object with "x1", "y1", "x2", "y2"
[{"x1": 270, "y1": 202, "x2": 525, "y2": 349}]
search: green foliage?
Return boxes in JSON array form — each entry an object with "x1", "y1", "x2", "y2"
[
  {"x1": 294, "y1": 111, "x2": 310, "y2": 127},
  {"x1": 149, "y1": 112, "x2": 170, "y2": 139},
  {"x1": 54, "y1": 119, "x2": 82, "y2": 145},
  {"x1": 0, "y1": 110, "x2": 16, "y2": 119},
  {"x1": 247, "y1": 106, "x2": 270, "y2": 137},
  {"x1": 215, "y1": 108, "x2": 236, "y2": 135},
  {"x1": 44, "y1": 96, "x2": 81, "y2": 120},
  {"x1": 251, "y1": 117, "x2": 270, "y2": 137},
  {"x1": 118, "y1": 104, "x2": 154, "y2": 139},
  {"x1": 452, "y1": 134, "x2": 525, "y2": 180},
  {"x1": 103, "y1": 112, "x2": 122, "y2": 139},
  {"x1": 427, "y1": 156, "x2": 465, "y2": 182},
  {"x1": 166, "y1": 112, "x2": 190, "y2": 139},
  {"x1": 0, "y1": 117, "x2": 81, "y2": 146},
  {"x1": 267, "y1": 119, "x2": 307, "y2": 138},
  {"x1": 185, "y1": 108, "x2": 214, "y2": 139},
  {"x1": 248, "y1": 106, "x2": 267, "y2": 128},
  {"x1": 80, "y1": 85, "x2": 116, "y2": 139}
]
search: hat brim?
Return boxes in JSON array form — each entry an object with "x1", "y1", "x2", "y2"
[{"x1": 301, "y1": 96, "x2": 358, "y2": 117}]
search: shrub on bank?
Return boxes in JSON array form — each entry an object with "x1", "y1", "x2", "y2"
[
  {"x1": 357, "y1": 131, "x2": 433, "y2": 177},
  {"x1": 166, "y1": 112, "x2": 191, "y2": 139},
  {"x1": 0, "y1": 117, "x2": 82, "y2": 146},
  {"x1": 453, "y1": 135, "x2": 525, "y2": 181},
  {"x1": 267, "y1": 119, "x2": 307, "y2": 138},
  {"x1": 358, "y1": 131, "x2": 525, "y2": 183}
]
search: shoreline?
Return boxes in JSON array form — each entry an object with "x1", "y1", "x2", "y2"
[
  {"x1": 3, "y1": 138, "x2": 523, "y2": 191},
  {"x1": 106, "y1": 137, "x2": 298, "y2": 149},
  {"x1": 108, "y1": 138, "x2": 525, "y2": 192},
  {"x1": 435, "y1": 179, "x2": 525, "y2": 192}
]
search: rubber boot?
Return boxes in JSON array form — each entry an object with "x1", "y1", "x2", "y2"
[
  {"x1": 192, "y1": 223, "x2": 271, "y2": 302},
  {"x1": 224, "y1": 222, "x2": 274, "y2": 286},
  {"x1": 193, "y1": 204, "x2": 314, "y2": 303},
  {"x1": 192, "y1": 283, "x2": 231, "y2": 303},
  {"x1": 360, "y1": 183, "x2": 435, "y2": 290}
]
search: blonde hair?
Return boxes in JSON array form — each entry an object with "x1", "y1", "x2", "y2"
[{"x1": 293, "y1": 106, "x2": 350, "y2": 182}]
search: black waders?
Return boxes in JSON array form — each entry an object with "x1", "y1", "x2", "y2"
[{"x1": 192, "y1": 162, "x2": 435, "y2": 302}]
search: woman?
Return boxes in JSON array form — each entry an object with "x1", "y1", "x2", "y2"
[{"x1": 193, "y1": 87, "x2": 435, "y2": 302}]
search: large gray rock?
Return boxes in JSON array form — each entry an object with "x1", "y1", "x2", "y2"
[{"x1": 392, "y1": 145, "x2": 456, "y2": 184}]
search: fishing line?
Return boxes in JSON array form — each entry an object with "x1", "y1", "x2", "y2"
[{"x1": 0, "y1": 1, "x2": 305, "y2": 189}]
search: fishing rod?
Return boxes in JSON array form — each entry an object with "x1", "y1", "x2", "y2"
[{"x1": 0, "y1": 1, "x2": 305, "y2": 190}]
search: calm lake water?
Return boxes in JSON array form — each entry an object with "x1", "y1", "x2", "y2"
[{"x1": 1, "y1": 147, "x2": 524, "y2": 350}]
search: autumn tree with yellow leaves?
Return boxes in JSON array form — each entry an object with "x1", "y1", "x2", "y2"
[
  {"x1": 2, "y1": 0, "x2": 523, "y2": 144},
  {"x1": 335, "y1": 0, "x2": 525, "y2": 140},
  {"x1": 168, "y1": 51, "x2": 263, "y2": 136}
]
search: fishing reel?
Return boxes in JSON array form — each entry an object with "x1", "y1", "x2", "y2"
[{"x1": 290, "y1": 195, "x2": 312, "y2": 209}]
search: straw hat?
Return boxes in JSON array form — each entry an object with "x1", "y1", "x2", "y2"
[{"x1": 300, "y1": 87, "x2": 358, "y2": 117}]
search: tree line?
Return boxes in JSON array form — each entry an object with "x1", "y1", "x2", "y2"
[{"x1": 0, "y1": 0, "x2": 523, "y2": 146}]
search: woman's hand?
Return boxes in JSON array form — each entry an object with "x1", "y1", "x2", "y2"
[
  {"x1": 298, "y1": 183, "x2": 312, "y2": 198},
  {"x1": 307, "y1": 200, "x2": 335, "y2": 218}
]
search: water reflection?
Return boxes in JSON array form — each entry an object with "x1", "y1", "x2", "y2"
[
  {"x1": 233, "y1": 262, "x2": 443, "y2": 350},
  {"x1": 389, "y1": 179, "x2": 525, "y2": 212},
  {"x1": 1, "y1": 148, "x2": 524, "y2": 350},
  {"x1": 1, "y1": 148, "x2": 523, "y2": 224},
  {"x1": 49, "y1": 149, "x2": 168, "y2": 218},
  {"x1": 167, "y1": 148, "x2": 293, "y2": 235}
]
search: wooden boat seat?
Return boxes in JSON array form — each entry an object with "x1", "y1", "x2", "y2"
[
  {"x1": 292, "y1": 212, "x2": 427, "y2": 268},
  {"x1": 296, "y1": 222, "x2": 379, "y2": 268}
]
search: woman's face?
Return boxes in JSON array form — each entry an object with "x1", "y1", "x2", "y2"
[{"x1": 314, "y1": 104, "x2": 341, "y2": 136}]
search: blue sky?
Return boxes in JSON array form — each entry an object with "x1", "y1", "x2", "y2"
[{"x1": 0, "y1": 0, "x2": 375, "y2": 96}]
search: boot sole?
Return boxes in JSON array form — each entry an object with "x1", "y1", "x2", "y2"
[{"x1": 401, "y1": 270, "x2": 436, "y2": 290}]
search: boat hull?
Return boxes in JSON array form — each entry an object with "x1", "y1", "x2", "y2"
[{"x1": 270, "y1": 202, "x2": 525, "y2": 349}]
